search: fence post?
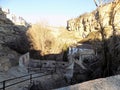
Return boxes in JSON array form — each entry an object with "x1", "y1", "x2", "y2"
[
  {"x1": 3, "y1": 81, "x2": 5, "y2": 90},
  {"x1": 39, "y1": 61, "x2": 41, "y2": 72},
  {"x1": 30, "y1": 74, "x2": 32, "y2": 84},
  {"x1": 28, "y1": 64, "x2": 30, "y2": 73},
  {"x1": 28, "y1": 67, "x2": 29, "y2": 73}
]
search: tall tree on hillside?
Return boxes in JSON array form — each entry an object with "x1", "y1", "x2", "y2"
[
  {"x1": 110, "y1": 0, "x2": 120, "y2": 74},
  {"x1": 93, "y1": 0, "x2": 119, "y2": 77}
]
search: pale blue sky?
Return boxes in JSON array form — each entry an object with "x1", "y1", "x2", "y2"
[{"x1": 0, "y1": 0, "x2": 97, "y2": 26}]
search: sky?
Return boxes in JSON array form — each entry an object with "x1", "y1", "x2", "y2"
[{"x1": 0, "y1": 0, "x2": 97, "y2": 26}]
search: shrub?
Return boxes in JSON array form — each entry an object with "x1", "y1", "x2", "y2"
[{"x1": 27, "y1": 23, "x2": 55, "y2": 56}]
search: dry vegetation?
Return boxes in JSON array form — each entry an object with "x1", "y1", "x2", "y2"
[
  {"x1": 27, "y1": 23, "x2": 54, "y2": 56},
  {"x1": 26, "y1": 23, "x2": 82, "y2": 60}
]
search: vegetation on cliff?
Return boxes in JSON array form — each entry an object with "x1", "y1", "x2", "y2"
[
  {"x1": 67, "y1": 0, "x2": 120, "y2": 78},
  {"x1": 26, "y1": 23, "x2": 82, "y2": 60}
]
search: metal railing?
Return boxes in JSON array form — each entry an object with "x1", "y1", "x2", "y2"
[
  {"x1": 0, "y1": 70, "x2": 53, "y2": 90},
  {"x1": 0, "y1": 62, "x2": 71, "y2": 90}
]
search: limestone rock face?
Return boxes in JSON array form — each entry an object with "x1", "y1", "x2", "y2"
[
  {"x1": 0, "y1": 7, "x2": 29, "y2": 71},
  {"x1": 67, "y1": 2, "x2": 120, "y2": 39},
  {"x1": 0, "y1": 8, "x2": 13, "y2": 25},
  {"x1": 67, "y1": 1, "x2": 120, "y2": 82}
]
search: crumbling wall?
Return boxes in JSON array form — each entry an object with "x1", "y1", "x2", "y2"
[{"x1": 19, "y1": 52, "x2": 29, "y2": 68}]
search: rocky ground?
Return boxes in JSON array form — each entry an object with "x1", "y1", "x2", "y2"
[
  {"x1": 0, "y1": 65, "x2": 69, "y2": 90},
  {"x1": 0, "y1": 66, "x2": 28, "y2": 90},
  {"x1": 0, "y1": 1, "x2": 120, "y2": 90},
  {"x1": 0, "y1": 7, "x2": 29, "y2": 72},
  {"x1": 56, "y1": 75, "x2": 120, "y2": 90},
  {"x1": 1, "y1": 65, "x2": 120, "y2": 90}
]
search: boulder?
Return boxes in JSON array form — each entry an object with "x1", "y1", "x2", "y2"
[
  {"x1": 0, "y1": 57, "x2": 11, "y2": 71},
  {"x1": 56, "y1": 75, "x2": 120, "y2": 90}
]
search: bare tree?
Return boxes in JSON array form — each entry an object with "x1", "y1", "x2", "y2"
[
  {"x1": 26, "y1": 23, "x2": 54, "y2": 57},
  {"x1": 93, "y1": 0, "x2": 115, "y2": 7},
  {"x1": 110, "y1": 0, "x2": 120, "y2": 74},
  {"x1": 94, "y1": 0, "x2": 99, "y2": 6},
  {"x1": 93, "y1": 0, "x2": 120, "y2": 76}
]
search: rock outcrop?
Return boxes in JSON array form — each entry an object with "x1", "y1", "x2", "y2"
[
  {"x1": 0, "y1": 8, "x2": 13, "y2": 25},
  {"x1": 0, "y1": 7, "x2": 29, "y2": 71},
  {"x1": 67, "y1": 2, "x2": 120, "y2": 39},
  {"x1": 1, "y1": 8, "x2": 29, "y2": 27},
  {"x1": 56, "y1": 75, "x2": 120, "y2": 90},
  {"x1": 67, "y1": 1, "x2": 120, "y2": 82}
]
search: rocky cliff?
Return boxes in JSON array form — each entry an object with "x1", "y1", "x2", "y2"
[
  {"x1": 0, "y1": 7, "x2": 29, "y2": 71},
  {"x1": 67, "y1": 1, "x2": 120, "y2": 79},
  {"x1": 0, "y1": 8, "x2": 13, "y2": 25},
  {"x1": 67, "y1": 2, "x2": 120, "y2": 39}
]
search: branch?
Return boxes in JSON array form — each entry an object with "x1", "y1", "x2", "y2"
[{"x1": 94, "y1": 0, "x2": 99, "y2": 7}]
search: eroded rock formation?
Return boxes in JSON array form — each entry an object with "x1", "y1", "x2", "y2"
[
  {"x1": 67, "y1": 2, "x2": 120, "y2": 39},
  {"x1": 67, "y1": 1, "x2": 120, "y2": 82},
  {"x1": 0, "y1": 7, "x2": 29, "y2": 71}
]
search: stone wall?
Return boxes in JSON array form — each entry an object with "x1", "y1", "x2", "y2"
[
  {"x1": 18, "y1": 52, "x2": 74, "y2": 83},
  {"x1": 67, "y1": 44, "x2": 102, "y2": 83},
  {"x1": 68, "y1": 44, "x2": 95, "y2": 62},
  {"x1": 19, "y1": 52, "x2": 29, "y2": 68},
  {"x1": 28, "y1": 59, "x2": 69, "y2": 73},
  {"x1": 29, "y1": 59, "x2": 74, "y2": 83}
]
